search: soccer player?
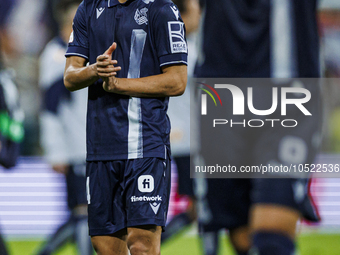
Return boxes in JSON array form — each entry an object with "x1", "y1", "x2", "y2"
[
  {"x1": 37, "y1": 0, "x2": 92, "y2": 254},
  {"x1": 162, "y1": 0, "x2": 200, "y2": 243},
  {"x1": 63, "y1": 0, "x2": 188, "y2": 254},
  {"x1": 194, "y1": 1, "x2": 321, "y2": 255}
]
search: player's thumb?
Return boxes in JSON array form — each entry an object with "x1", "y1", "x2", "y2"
[{"x1": 104, "y1": 42, "x2": 117, "y2": 57}]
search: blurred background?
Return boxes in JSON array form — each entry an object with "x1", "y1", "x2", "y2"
[{"x1": 1, "y1": 0, "x2": 340, "y2": 254}]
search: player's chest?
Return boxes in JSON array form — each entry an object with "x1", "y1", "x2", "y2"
[{"x1": 88, "y1": 2, "x2": 151, "y2": 45}]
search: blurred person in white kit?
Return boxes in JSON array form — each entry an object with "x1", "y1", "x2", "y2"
[{"x1": 38, "y1": 0, "x2": 92, "y2": 254}]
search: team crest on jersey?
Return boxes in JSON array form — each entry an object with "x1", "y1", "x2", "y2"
[
  {"x1": 168, "y1": 21, "x2": 187, "y2": 53},
  {"x1": 142, "y1": 0, "x2": 154, "y2": 4},
  {"x1": 134, "y1": 8, "x2": 148, "y2": 25}
]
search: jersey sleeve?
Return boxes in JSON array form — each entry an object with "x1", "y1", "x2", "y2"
[
  {"x1": 151, "y1": 2, "x2": 188, "y2": 67},
  {"x1": 65, "y1": 1, "x2": 89, "y2": 60}
]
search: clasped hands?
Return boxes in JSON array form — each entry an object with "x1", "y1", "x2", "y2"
[{"x1": 96, "y1": 42, "x2": 122, "y2": 92}]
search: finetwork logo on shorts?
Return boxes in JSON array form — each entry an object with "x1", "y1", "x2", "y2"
[
  {"x1": 130, "y1": 195, "x2": 162, "y2": 214},
  {"x1": 198, "y1": 81, "x2": 312, "y2": 128},
  {"x1": 130, "y1": 195, "x2": 162, "y2": 202},
  {"x1": 138, "y1": 175, "x2": 154, "y2": 192}
]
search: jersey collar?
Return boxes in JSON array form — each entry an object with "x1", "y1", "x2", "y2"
[{"x1": 108, "y1": 0, "x2": 134, "y2": 7}]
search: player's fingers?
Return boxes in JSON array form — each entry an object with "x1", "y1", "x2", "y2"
[
  {"x1": 97, "y1": 65, "x2": 121, "y2": 72},
  {"x1": 98, "y1": 72, "x2": 117, "y2": 78},
  {"x1": 96, "y1": 60, "x2": 118, "y2": 68},
  {"x1": 113, "y1": 66, "x2": 121, "y2": 72},
  {"x1": 103, "y1": 42, "x2": 117, "y2": 56},
  {"x1": 97, "y1": 61, "x2": 113, "y2": 68},
  {"x1": 96, "y1": 54, "x2": 109, "y2": 62},
  {"x1": 97, "y1": 67, "x2": 118, "y2": 73},
  {"x1": 97, "y1": 59, "x2": 117, "y2": 67}
]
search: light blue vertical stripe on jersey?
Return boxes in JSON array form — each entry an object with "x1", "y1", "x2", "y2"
[
  {"x1": 270, "y1": 0, "x2": 297, "y2": 78},
  {"x1": 127, "y1": 29, "x2": 147, "y2": 159}
]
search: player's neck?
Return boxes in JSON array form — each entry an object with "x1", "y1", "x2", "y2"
[{"x1": 118, "y1": 0, "x2": 127, "y2": 3}]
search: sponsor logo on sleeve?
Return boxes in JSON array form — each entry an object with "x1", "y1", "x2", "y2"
[{"x1": 168, "y1": 21, "x2": 187, "y2": 54}]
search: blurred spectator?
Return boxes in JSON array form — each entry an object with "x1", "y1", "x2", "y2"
[
  {"x1": 5, "y1": 0, "x2": 51, "y2": 156},
  {"x1": 319, "y1": 0, "x2": 340, "y2": 152},
  {"x1": 0, "y1": 70, "x2": 24, "y2": 168},
  {"x1": 40, "y1": 0, "x2": 61, "y2": 41},
  {"x1": 194, "y1": 1, "x2": 321, "y2": 255},
  {"x1": 0, "y1": 68, "x2": 24, "y2": 255},
  {"x1": 162, "y1": 0, "x2": 200, "y2": 243},
  {"x1": 0, "y1": 0, "x2": 16, "y2": 65},
  {"x1": 36, "y1": 0, "x2": 92, "y2": 254},
  {"x1": 0, "y1": 0, "x2": 24, "y2": 254}
]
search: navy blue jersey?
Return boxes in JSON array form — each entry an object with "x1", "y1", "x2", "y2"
[
  {"x1": 66, "y1": 0, "x2": 188, "y2": 161},
  {"x1": 195, "y1": 0, "x2": 319, "y2": 78}
]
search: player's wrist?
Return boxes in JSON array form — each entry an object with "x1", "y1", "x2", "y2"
[{"x1": 90, "y1": 63, "x2": 100, "y2": 78}]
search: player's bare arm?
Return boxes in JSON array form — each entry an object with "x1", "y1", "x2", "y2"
[
  {"x1": 102, "y1": 64, "x2": 187, "y2": 97},
  {"x1": 97, "y1": 43, "x2": 187, "y2": 97},
  {"x1": 64, "y1": 42, "x2": 121, "y2": 92}
]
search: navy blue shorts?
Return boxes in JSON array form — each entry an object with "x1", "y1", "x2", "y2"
[
  {"x1": 66, "y1": 163, "x2": 88, "y2": 210},
  {"x1": 86, "y1": 157, "x2": 171, "y2": 236}
]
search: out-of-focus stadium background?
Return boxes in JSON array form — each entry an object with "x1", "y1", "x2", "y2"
[{"x1": 1, "y1": 0, "x2": 340, "y2": 254}]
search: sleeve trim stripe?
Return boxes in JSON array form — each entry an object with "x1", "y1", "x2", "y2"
[
  {"x1": 160, "y1": 60, "x2": 187, "y2": 67},
  {"x1": 65, "y1": 53, "x2": 89, "y2": 60}
]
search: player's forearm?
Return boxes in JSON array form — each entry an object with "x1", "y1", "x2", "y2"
[
  {"x1": 103, "y1": 65, "x2": 187, "y2": 97},
  {"x1": 114, "y1": 76, "x2": 186, "y2": 97},
  {"x1": 64, "y1": 63, "x2": 99, "y2": 92}
]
